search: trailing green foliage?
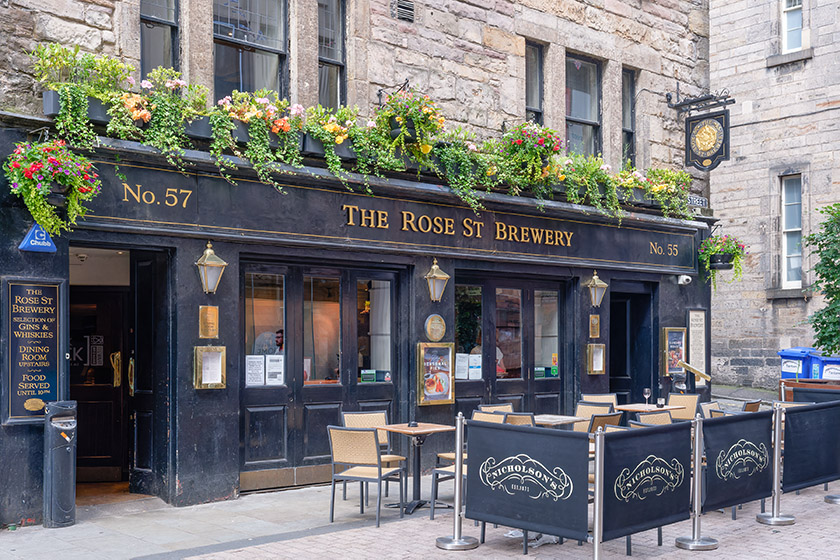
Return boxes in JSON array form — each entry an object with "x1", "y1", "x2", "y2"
[{"x1": 805, "y1": 204, "x2": 840, "y2": 355}]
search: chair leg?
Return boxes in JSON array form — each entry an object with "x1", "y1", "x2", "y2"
[
  {"x1": 330, "y1": 479, "x2": 336, "y2": 523},
  {"x1": 760, "y1": 498, "x2": 766, "y2": 513},
  {"x1": 366, "y1": 481, "x2": 370, "y2": 506},
  {"x1": 523, "y1": 530, "x2": 528, "y2": 555},
  {"x1": 359, "y1": 482, "x2": 364, "y2": 514},
  {"x1": 376, "y1": 479, "x2": 382, "y2": 528},
  {"x1": 342, "y1": 480, "x2": 347, "y2": 501},
  {"x1": 657, "y1": 527, "x2": 662, "y2": 546},
  {"x1": 430, "y1": 471, "x2": 439, "y2": 520},
  {"x1": 399, "y1": 470, "x2": 405, "y2": 519},
  {"x1": 731, "y1": 506, "x2": 736, "y2": 520},
  {"x1": 480, "y1": 521, "x2": 486, "y2": 543},
  {"x1": 626, "y1": 535, "x2": 631, "y2": 556},
  {"x1": 385, "y1": 478, "x2": 389, "y2": 498}
]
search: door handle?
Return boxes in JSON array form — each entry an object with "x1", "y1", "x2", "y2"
[
  {"x1": 128, "y1": 358, "x2": 135, "y2": 397},
  {"x1": 110, "y1": 351, "x2": 122, "y2": 387}
]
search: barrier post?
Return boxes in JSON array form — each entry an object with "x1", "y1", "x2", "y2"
[
  {"x1": 756, "y1": 404, "x2": 795, "y2": 525},
  {"x1": 675, "y1": 415, "x2": 718, "y2": 550},
  {"x1": 592, "y1": 428, "x2": 605, "y2": 560},
  {"x1": 436, "y1": 412, "x2": 479, "y2": 550}
]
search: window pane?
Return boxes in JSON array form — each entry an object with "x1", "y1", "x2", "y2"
[
  {"x1": 214, "y1": 42, "x2": 280, "y2": 98},
  {"x1": 786, "y1": 9, "x2": 802, "y2": 50},
  {"x1": 784, "y1": 203, "x2": 801, "y2": 230},
  {"x1": 495, "y1": 288, "x2": 522, "y2": 380},
  {"x1": 318, "y1": 63, "x2": 341, "y2": 110},
  {"x1": 525, "y1": 43, "x2": 542, "y2": 112},
  {"x1": 141, "y1": 22, "x2": 174, "y2": 78},
  {"x1": 566, "y1": 122, "x2": 596, "y2": 156},
  {"x1": 526, "y1": 109, "x2": 542, "y2": 125},
  {"x1": 534, "y1": 290, "x2": 558, "y2": 377},
  {"x1": 357, "y1": 280, "x2": 392, "y2": 382},
  {"x1": 622, "y1": 130, "x2": 634, "y2": 167},
  {"x1": 141, "y1": 0, "x2": 176, "y2": 22},
  {"x1": 245, "y1": 273, "x2": 285, "y2": 386},
  {"x1": 786, "y1": 232, "x2": 802, "y2": 255},
  {"x1": 566, "y1": 58, "x2": 598, "y2": 121},
  {"x1": 318, "y1": 0, "x2": 342, "y2": 61},
  {"x1": 213, "y1": 0, "x2": 284, "y2": 50},
  {"x1": 787, "y1": 255, "x2": 802, "y2": 282},
  {"x1": 622, "y1": 71, "x2": 633, "y2": 130},
  {"x1": 214, "y1": 41, "x2": 240, "y2": 99},
  {"x1": 304, "y1": 277, "x2": 340, "y2": 384},
  {"x1": 783, "y1": 176, "x2": 801, "y2": 203},
  {"x1": 786, "y1": 0, "x2": 801, "y2": 8}
]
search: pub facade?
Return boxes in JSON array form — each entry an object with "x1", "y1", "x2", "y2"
[{"x1": 0, "y1": 0, "x2": 713, "y2": 525}]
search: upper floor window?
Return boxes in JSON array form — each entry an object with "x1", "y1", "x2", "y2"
[
  {"x1": 318, "y1": 0, "x2": 345, "y2": 109},
  {"x1": 621, "y1": 69, "x2": 635, "y2": 167},
  {"x1": 782, "y1": 0, "x2": 803, "y2": 53},
  {"x1": 525, "y1": 42, "x2": 543, "y2": 125},
  {"x1": 565, "y1": 55, "x2": 601, "y2": 156},
  {"x1": 781, "y1": 175, "x2": 802, "y2": 289},
  {"x1": 213, "y1": 0, "x2": 286, "y2": 99},
  {"x1": 140, "y1": 0, "x2": 178, "y2": 77}
]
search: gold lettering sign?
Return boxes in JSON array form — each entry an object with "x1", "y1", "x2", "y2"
[{"x1": 199, "y1": 305, "x2": 219, "y2": 339}]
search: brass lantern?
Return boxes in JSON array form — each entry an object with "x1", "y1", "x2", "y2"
[
  {"x1": 195, "y1": 242, "x2": 228, "y2": 294},
  {"x1": 424, "y1": 258, "x2": 450, "y2": 302},
  {"x1": 583, "y1": 270, "x2": 608, "y2": 307}
]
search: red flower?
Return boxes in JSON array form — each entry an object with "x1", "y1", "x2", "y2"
[
  {"x1": 514, "y1": 139, "x2": 523, "y2": 145},
  {"x1": 83, "y1": 174, "x2": 90, "y2": 180},
  {"x1": 24, "y1": 168, "x2": 33, "y2": 179},
  {"x1": 47, "y1": 157, "x2": 60, "y2": 166},
  {"x1": 537, "y1": 138, "x2": 545, "y2": 146},
  {"x1": 55, "y1": 139, "x2": 66, "y2": 147},
  {"x1": 11, "y1": 161, "x2": 20, "y2": 169}
]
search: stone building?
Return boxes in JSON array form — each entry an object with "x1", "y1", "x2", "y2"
[
  {"x1": 0, "y1": 1, "x2": 713, "y2": 524},
  {"x1": 708, "y1": 0, "x2": 839, "y2": 388}
]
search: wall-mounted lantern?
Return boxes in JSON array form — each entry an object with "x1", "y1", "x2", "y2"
[
  {"x1": 583, "y1": 270, "x2": 608, "y2": 308},
  {"x1": 424, "y1": 258, "x2": 450, "y2": 303},
  {"x1": 195, "y1": 242, "x2": 228, "y2": 294}
]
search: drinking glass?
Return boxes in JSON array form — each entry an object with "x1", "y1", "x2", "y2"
[{"x1": 643, "y1": 388, "x2": 651, "y2": 406}]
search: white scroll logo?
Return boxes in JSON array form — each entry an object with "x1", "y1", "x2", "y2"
[
  {"x1": 715, "y1": 439, "x2": 769, "y2": 480},
  {"x1": 614, "y1": 455, "x2": 684, "y2": 502},
  {"x1": 479, "y1": 454, "x2": 574, "y2": 501}
]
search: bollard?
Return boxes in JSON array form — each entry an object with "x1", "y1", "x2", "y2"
[
  {"x1": 436, "y1": 412, "x2": 479, "y2": 550},
  {"x1": 592, "y1": 428, "x2": 605, "y2": 560},
  {"x1": 756, "y1": 404, "x2": 795, "y2": 525},
  {"x1": 675, "y1": 414, "x2": 718, "y2": 550}
]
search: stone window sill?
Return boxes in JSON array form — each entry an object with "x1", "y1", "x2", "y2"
[
  {"x1": 766, "y1": 48, "x2": 813, "y2": 68},
  {"x1": 766, "y1": 286, "x2": 813, "y2": 300}
]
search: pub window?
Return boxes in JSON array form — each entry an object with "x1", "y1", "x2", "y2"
[
  {"x1": 781, "y1": 175, "x2": 803, "y2": 289},
  {"x1": 356, "y1": 279, "x2": 392, "y2": 382},
  {"x1": 244, "y1": 273, "x2": 286, "y2": 387},
  {"x1": 525, "y1": 42, "x2": 543, "y2": 125},
  {"x1": 782, "y1": 0, "x2": 803, "y2": 53},
  {"x1": 140, "y1": 0, "x2": 178, "y2": 77},
  {"x1": 495, "y1": 288, "x2": 522, "y2": 380},
  {"x1": 303, "y1": 276, "x2": 341, "y2": 384},
  {"x1": 534, "y1": 290, "x2": 558, "y2": 379},
  {"x1": 213, "y1": 0, "x2": 286, "y2": 99},
  {"x1": 621, "y1": 69, "x2": 635, "y2": 168},
  {"x1": 318, "y1": 0, "x2": 345, "y2": 109},
  {"x1": 565, "y1": 55, "x2": 601, "y2": 156},
  {"x1": 454, "y1": 285, "x2": 482, "y2": 382}
]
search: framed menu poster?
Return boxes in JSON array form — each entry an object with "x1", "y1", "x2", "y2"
[
  {"x1": 417, "y1": 343, "x2": 454, "y2": 406},
  {"x1": 661, "y1": 327, "x2": 687, "y2": 377}
]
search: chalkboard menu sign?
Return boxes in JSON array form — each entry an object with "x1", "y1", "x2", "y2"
[{"x1": 5, "y1": 281, "x2": 60, "y2": 422}]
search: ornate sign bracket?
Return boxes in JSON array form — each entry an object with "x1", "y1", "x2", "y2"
[
  {"x1": 666, "y1": 84, "x2": 735, "y2": 115},
  {"x1": 667, "y1": 85, "x2": 735, "y2": 172}
]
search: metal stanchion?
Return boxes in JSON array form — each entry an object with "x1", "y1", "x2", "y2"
[
  {"x1": 757, "y1": 404, "x2": 795, "y2": 525},
  {"x1": 437, "y1": 412, "x2": 479, "y2": 550},
  {"x1": 826, "y1": 494, "x2": 840, "y2": 505},
  {"x1": 591, "y1": 428, "x2": 605, "y2": 560},
  {"x1": 675, "y1": 415, "x2": 718, "y2": 550}
]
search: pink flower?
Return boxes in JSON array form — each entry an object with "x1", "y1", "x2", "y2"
[
  {"x1": 217, "y1": 96, "x2": 232, "y2": 107},
  {"x1": 127, "y1": 76, "x2": 135, "y2": 86},
  {"x1": 255, "y1": 97, "x2": 270, "y2": 105},
  {"x1": 600, "y1": 163, "x2": 611, "y2": 172},
  {"x1": 366, "y1": 120, "x2": 376, "y2": 129},
  {"x1": 140, "y1": 80, "x2": 153, "y2": 89},
  {"x1": 290, "y1": 104, "x2": 304, "y2": 117},
  {"x1": 466, "y1": 142, "x2": 477, "y2": 152}
]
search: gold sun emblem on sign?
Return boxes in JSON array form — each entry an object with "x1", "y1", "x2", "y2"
[
  {"x1": 24, "y1": 398, "x2": 46, "y2": 411},
  {"x1": 690, "y1": 118, "x2": 724, "y2": 158}
]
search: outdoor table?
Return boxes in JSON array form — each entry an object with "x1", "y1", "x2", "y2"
[
  {"x1": 376, "y1": 422, "x2": 455, "y2": 515},
  {"x1": 534, "y1": 414, "x2": 584, "y2": 427},
  {"x1": 615, "y1": 403, "x2": 685, "y2": 413}
]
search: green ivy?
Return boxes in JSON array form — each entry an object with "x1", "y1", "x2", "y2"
[
  {"x1": 244, "y1": 118, "x2": 282, "y2": 191},
  {"x1": 805, "y1": 204, "x2": 840, "y2": 355},
  {"x1": 56, "y1": 84, "x2": 96, "y2": 150},
  {"x1": 208, "y1": 110, "x2": 239, "y2": 184}
]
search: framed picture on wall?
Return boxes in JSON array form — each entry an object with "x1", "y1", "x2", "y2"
[
  {"x1": 417, "y1": 343, "x2": 455, "y2": 406},
  {"x1": 661, "y1": 327, "x2": 687, "y2": 377}
]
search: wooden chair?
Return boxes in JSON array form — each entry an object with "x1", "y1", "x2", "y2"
[
  {"x1": 605, "y1": 424, "x2": 629, "y2": 432},
  {"x1": 709, "y1": 409, "x2": 729, "y2": 418},
  {"x1": 572, "y1": 401, "x2": 614, "y2": 432},
  {"x1": 638, "y1": 410, "x2": 673, "y2": 425},
  {"x1": 503, "y1": 412, "x2": 536, "y2": 426},
  {"x1": 667, "y1": 393, "x2": 700, "y2": 421},
  {"x1": 342, "y1": 411, "x2": 405, "y2": 500},
  {"x1": 628, "y1": 420, "x2": 655, "y2": 429},
  {"x1": 478, "y1": 403, "x2": 514, "y2": 413},
  {"x1": 741, "y1": 399, "x2": 762, "y2": 412},
  {"x1": 700, "y1": 401, "x2": 722, "y2": 418},
  {"x1": 327, "y1": 426, "x2": 404, "y2": 527},
  {"x1": 581, "y1": 393, "x2": 619, "y2": 408},
  {"x1": 588, "y1": 411, "x2": 622, "y2": 433}
]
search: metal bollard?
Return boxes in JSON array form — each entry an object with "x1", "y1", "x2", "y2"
[
  {"x1": 592, "y1": 428, "x2": 605, "y2": 560},
  {"x1": 675, "y1": 415, "x2": 718, "y2": 550},
  {"x1": 436, "y1": 412, "x2": 479, "y2": 550},
  {"x1": 756, "y1": 404, "x2": 795, "y2": 525}
]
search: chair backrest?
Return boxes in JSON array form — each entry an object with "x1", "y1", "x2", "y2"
[
  {"x1": 479, "y1": 403, "x2": 514, "y2": 413},
  {"x1": 709, "y1": 409, "x2": 729, "y2": 418},
  {"x1": 628, "y1": 420, "x2": 654, "y2": 429},
  {"x1": 503, "y1": 412, "x2": 535, "y2": 426},
  {"x1": 588, "y1": 412, "x2": 623, "y2": 433},
  {"x1": 327, "y1": 426, "x2": 381, "y2": 466},
  {"x1": 700, "y1": 401, "x2": 722, "y2": 418},
  {"x1": 472, "y1": 410, "x2": 507, "y2": 423},
  {"x1": 638, "y1": 410, "x2": 673, "y2": 425},
  {"x1": 580, "y1": 393, "x2": 619, "y2": 407},
  {"x1": 667, "y1": 393, "x2": 700, "y2": 420},
  {"x1": 605, "y1": 424, "x2": 629, "y2": 432},
  {"x1": 342, "y1": 410, "x2": 390, "y2": 447},
  {"x1": 573, "y1": 401, "x2": 614, "y2": 432},
  {"x1": 741, "y1": 399, "x2": 762, "y2": 412}
]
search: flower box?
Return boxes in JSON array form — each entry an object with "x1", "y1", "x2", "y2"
[
  {"x1": 184, "y1": 116, "x2": 213, "y2": 140},
  {"x1": 42, "y1": 91, "x2": 110, "y2": 125},
  {"x1": 302, "y1": 134, "x2": 356, "y2": 160}
]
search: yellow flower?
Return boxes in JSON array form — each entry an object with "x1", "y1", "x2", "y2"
[
  {"x1": 396, "y1": 116, "x2": 403, "y2": 123},
  {"x1": 335, "y1": 134, "x2": 347, "y2": 144},
  {"x1": 558, "y1": 174, "x2": 566, "y2": 181},
  {"x1": 420, "y1": 144, "x2": 432, "y2": 154},
  {"x1": 486, "y1": 165, "x2": 497, "y2": 176}
]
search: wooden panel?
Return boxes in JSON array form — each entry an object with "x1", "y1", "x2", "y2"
[
  {"x1": 244, "y1": 405, "x2": 289, "y2": 466},
  {"x1": 534, "y1": 392, "x2": 559, "y2": 415},
  {"x1": 295, "y1": 464, "x2": 332, "y2": 485},
  {"x1": 240, "y1": 468, "x2": 295, "y2": 492},
  {"x1": 498, "y1": 394, "x2": 525, "y2": 412},
  {"x1": 455, "y1": 397, "x2": 482, "y2": 420},
  {"x1": 134, "y1": 410, "x2": 153, "y2": 471},
  {"x1": 302, "y1": 402, "x2": 342, "y2": 462}
]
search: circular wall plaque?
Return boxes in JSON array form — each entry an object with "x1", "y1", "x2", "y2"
[{"x1": 425, "y1": 314, "x2": 446, "y2": 342}]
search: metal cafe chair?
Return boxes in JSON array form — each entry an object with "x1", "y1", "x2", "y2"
[
  {"x1": 327, "y1": 426, "x2": 404, "y2": 528},
  {"x1": 637, "y1": 410, "x2": 673, "y2": 425},
  {"x1": 700, "y1": 400, "x2": 722, "y2": 418},
  {"x1": 572, "y1": 401, "x2": 614, "y2": 432},
  {"x1": 435, "y1": 410, "x2": 506, "y2": 470},
  {"x1": 580, "y1": 392, "x2": 619, "y2": 408},
  {"x1": 741, "y1": 399, "x2": 762, "y2": 412},
  {"x1": 667, "y1": 392, "x2": 700, "y2": 421},
  {"x1": 588, "y1": 411, "x2": 622, "y2": 433},
  {"x1": 628, "y1": 420, "x2": 655, "y2": 429},
  {"x1": 604, "y1": 424, "x2": 629, "y2": 432},
  {"x1": 503, "y1": 412, "x2": 536, "y2": 426},
  {"x1": 709, "y1": 409, "x2": 729, "y2": 419},
  {"x1": 342, "y1": 411, "x2": 406, "y2": 501},
  {"x1": 478, "y1": 403, "x2": 515, "y2": 413}
]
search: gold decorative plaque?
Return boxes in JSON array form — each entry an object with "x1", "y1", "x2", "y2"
[
  {"x1": 589, "y1": 314, "x2": 600, "y2": 339},
  {"x1": 194, "y1": 346, "x2": 226, "y2": 389},
  {"x1": 199, "y1": 306, "x2": 219, "y2": 339},
  {"x1": 424, "y1": 314, "x2": 446, "y2": 342},
  {"x1": 24, "y1": 398, "x2": 46, "y2": 412}
]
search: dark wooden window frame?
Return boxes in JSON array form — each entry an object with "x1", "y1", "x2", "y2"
[
  {"x1": 565, "y1": 53, "x2": 602, "y2": 156},
  {"x1": 622, "y1": 68, "x2": 636, "y2": 167},
  {"x1": 525, "y1": 42, "x2": 544, "y2": 125},
  {"x1": 140, "y1": 0, "x2": 180, "y2": 75},
  {"x1": 318, "y1": 0, "x2": 346, "y2": 108}
]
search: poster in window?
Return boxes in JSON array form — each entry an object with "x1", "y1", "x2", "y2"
[
  {"x1": 417, "y1": 343, "x2": 454, "y2": 406},
  {"x1": 245, "y1": 355, "x2": 266, "y2": 386},
  {"x1": 266, "y1": 355, "x2": 284, "y2": 386},
  {"x1": 661, "y1": 327, "x2": 687, "y2": 377}
]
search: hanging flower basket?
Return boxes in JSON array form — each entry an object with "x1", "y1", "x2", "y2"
[{"x1": 708, "y1": 253, "x2": 735, "y2": 270}]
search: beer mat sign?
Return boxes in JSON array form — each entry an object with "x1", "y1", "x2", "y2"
[
  {"x1": 782, "y1": 402, "x2": 840, "y2": 492},
  {"x1": 465, "y1": 421, "x2": 589, "y2": 541},
  {"x1": 4, "y1": 280, "x2": 61, "y2": 423},
  {"x1": 702, "y1": 411, "x2": 772, "y2": 512},
  {"x1": 602, "y1": 423, "x2": 691, "y2": 541}
]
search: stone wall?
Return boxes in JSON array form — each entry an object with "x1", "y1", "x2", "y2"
[{"x1": 709, "y1": 0, "x2": 840, "y2": 388}]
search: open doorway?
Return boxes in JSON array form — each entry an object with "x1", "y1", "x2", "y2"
[{"x1": 608, "y1": 290, "x2": 654, "y2": 405}]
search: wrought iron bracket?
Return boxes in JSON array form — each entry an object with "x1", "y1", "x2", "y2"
[
  {"x1": 666, "y1": 83, "x2": 735, "y2": 115},
  {"x1": 377, "y1": 78, "x2": 410, "y2": 107}
]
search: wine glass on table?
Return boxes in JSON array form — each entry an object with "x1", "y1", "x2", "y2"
[{"x1": 643, "y1": 387, "x2": 652, "y2": 407}]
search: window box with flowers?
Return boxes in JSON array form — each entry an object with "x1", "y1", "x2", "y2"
[
  {"x1": 496, "y1": 122, "x2": 564, "y2": 202},
  {"x1": 375, "y1": 89, "x2": 445, "y2": 169},
  {"x1": 302, "y1": 105, "x2": 359, "y2": 186},
  {"x1": 698, "y1": 233, "x2": 748, "y2": 290}
]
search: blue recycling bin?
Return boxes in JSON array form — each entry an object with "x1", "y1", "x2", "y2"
[
  {"x1": 808, "y1": 352, "x2": 840, "y2": 380},
  {"x1": 778, "y1": 347, "x2": 815, "y2": 379}
]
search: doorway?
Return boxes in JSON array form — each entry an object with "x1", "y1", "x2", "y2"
[
  {"x1": 69, "y1": 247, "x2": 170, "y2": 502},
  {"x1": 608, "y1": 289, "x2": 654, "y2": 404}
]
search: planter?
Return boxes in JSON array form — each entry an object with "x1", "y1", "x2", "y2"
[
  {"x1": 42, "y1": 91, "x2": 125, "y2": 126},
  {"x1": 618, "y1": 187, "x2": 655, "y2": 207},
  {"x1": 233, "y1": 120, "x2": 250, "y2": 144},
  {"x1": 709, "y1": 253, "x2": 735, "y2": 270},
  {"x1": 389, "y1": 116, "x2": 418, "y2": 142},
  {"x1": 45, "y1": 184, "x2": 71, "y2": 218},
  {"x1": 184, "y1": 116, "x2": 213, "y2": 140},
  {"x1": 302, "y1": 133, "x2": 356, "y2": 160}
]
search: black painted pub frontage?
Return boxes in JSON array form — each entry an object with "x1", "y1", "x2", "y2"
[{"x1": 0, "y1": 123, "x2": 712, "y2": 525}]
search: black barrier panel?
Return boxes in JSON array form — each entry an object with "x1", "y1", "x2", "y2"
[
  {"x1": 602, "y1": 423, "x2": 691, "y2": 542},
  {"x1": 464, "y1": 421, "x2": 590, "y2": 541},
  {"x1": 702, "y1": 411, "x2": 773, "y2": 513},
  {"x1": 792, "y1": 386, "x2": 840, "y2": 403},
  {"x1": 782, "y1": 401, "x2": 840, "y2": 492}
]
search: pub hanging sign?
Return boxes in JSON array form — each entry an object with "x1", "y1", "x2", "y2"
[{"x1": 685, "y1": 110, "x2": 729, "y2": 171}]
